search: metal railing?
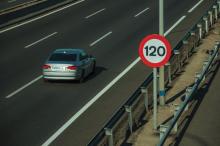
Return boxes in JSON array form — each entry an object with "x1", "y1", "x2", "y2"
[
  {"x1": 0, "y1": 0, "x2": 78, "y2": 27},
  {"x1": 87, "y1": 1, "x2": 220, "y2": 146},
  {"x1": 0, "y1": 0, "x2": 45, "y2": 15},
  {"x1": 158, "y1": 42, "x2": 220, "y2": 146}
]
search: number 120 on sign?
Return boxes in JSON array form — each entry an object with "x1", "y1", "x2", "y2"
[
  {"x1": 145, "y1": 46, "x2": 166, "y2": 56},
  {"x1": 139, "y1": 34, "x2": 171, "y2": 68}
]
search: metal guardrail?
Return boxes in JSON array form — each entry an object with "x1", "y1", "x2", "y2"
[
  {"x1": 87, "y1": 1, "x2": 220, "y2": 146},
  {"x1": 0, "y1": 0, "x2": 46, "y2": 15},
  {"x1": 158, "y1": 42, "x2": 220, "y2": 146},
  {"x1": 0, "y1": 0, "x2": 78, "y2": 27}
]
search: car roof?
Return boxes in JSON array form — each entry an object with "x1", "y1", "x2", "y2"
[{"x1": 53, "y1": 48, "x2": 85, "y2": 54}]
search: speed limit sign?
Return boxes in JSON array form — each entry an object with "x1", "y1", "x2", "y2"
[{"x1": 139, "y1": 34, "x2": 171, "y2": 67}]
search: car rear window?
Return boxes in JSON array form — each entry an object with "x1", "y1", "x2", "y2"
[{"x1": 49, "y1": 53, "x2": 77, "y2": 61}]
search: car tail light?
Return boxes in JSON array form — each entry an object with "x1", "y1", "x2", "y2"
[
  {"x1": 67, "y1": 66, "x2": 77, "y2": 70},
  {"x1": 43, "y1": 64, "x2": 51, "y2": 69}
]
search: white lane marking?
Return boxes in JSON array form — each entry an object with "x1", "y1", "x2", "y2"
[
  {"x1": 89, "y1": 31, "x2": 112, "y2": 47},
  {"x1": 5, "y1": 75, "x2": 42, "y2": 98},
  {"x1": 134, "y1": 7, "x2": 150, "y2": 17},
  {"x1": 85, "y1": 8, "x2": 106, "y2": 19},
  {"x1": 41, "y1": 15, "x2": 187, "y2": 145},
  {"x1": 25, "y1": 32, "x2": 57, "y2": 48},
  {"x1": 0, "y1": 0, "x2": 85, "y2": 34},
  {"x1": 164, "y1": 15, "x2": 186, "y2": 36},
  {"x1": 41, "y1": 57, "x2": 141, "y2": 146},
  {"x1": 188, "y1": 0, "x2": 204, "y2": 13}
]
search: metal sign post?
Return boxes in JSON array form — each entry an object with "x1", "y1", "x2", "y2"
[
  {"x1": 153, "y1": 67, "x2": 158, "y2": 129},
  {"x1": 159, "y1": 0, "x2": 165, "y2": 106},
  {"x1": 139, "y1": 34, "x2": 171, "y2": 130},
  {"x1": 159, "y1": 0, "x2": 164, "y2": 35}
]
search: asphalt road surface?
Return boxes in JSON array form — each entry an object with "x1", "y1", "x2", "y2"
[{"x1": 0, "y1": 0, "x2": 216, "y2": 146}]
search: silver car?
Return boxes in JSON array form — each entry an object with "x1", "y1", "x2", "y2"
[{"x1": 42, "y1": 48, "x2": 96, "y2": 82}]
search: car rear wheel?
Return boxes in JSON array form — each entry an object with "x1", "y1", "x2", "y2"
[
  {"x1": 91, "y1": 61, "x2": 96, "y2": 74},
  {"x1": 43, "y1": 78, "x2": 49, "y2": 82},
  {"x1": 79, "y1": 70, "x2": 85, "y2": 83}
]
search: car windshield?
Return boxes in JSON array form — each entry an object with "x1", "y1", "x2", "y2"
[{"x1": 49, "y1": 53, "x2": 77, "y2": 61}]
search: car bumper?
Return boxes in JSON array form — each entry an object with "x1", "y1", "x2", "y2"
[{"x1": 43, "y1": 71, "x2": 81, "y2": 80}]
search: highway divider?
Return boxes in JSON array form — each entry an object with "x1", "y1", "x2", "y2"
[
  {"x1": 0, "y1": 0, "x2": 78, "y2": 28},
  {"x1": 0, "y1": 0, "x2": 46, "y2": 15},
  {"x1": 87, "y1": 1, "x2": 220, "y2": 146}
]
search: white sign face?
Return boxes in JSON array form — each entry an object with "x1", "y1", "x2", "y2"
[
  {"x1": 139, "y1": 34, "x2": 171, "y2": 68},
  {"x1": 143, "y1": 39, "x2": 167, "y2": 63}
]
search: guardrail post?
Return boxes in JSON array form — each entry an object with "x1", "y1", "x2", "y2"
[
  {"x1": 165, "y1": 62, "x2": 172, "y2": 85},
  {"x1": 141, "y1": 87, "x2": 149, "y2": 113},
  {"x1": 213, "y1": 5, "x2": 218, "y2": 21},
  {"x1": 214, "y1": 41, "x2": 220, "y2": 61},
  {"x1": 203, "y1": 16, "x2": 209, "y2": 34},
  {"x1": 208, "y1": 11, "x2": 213, "y2": 27},
  {"x1": 195, "y1": 72, "x2": 201, "y2": 85},
  {"x1": 207, "y1": 52, "x2": 214, "y2": 71},
  {"x1": 125, "y1": 105, "x2": 133, "y2": 133},
  {"x1": 104, "y1": 128, "x2": 114, "y2": 146},
  {"x1": 197, "y1": 23, "x2": 203, "y2": 40},
  {"x1": 174, "y1": 50, "x2": 181, "y2": 72},
  {"x1": 159, "y1": 125, "x2": 169, "y2": 140},
  {"x1": 218, "y1": 0, "x2": 220, "y2": 14},
  {"x1": 173, "y1": 104, "x2": 180, "y2": 133},
  {"x1": 215, "y1": 41, "x2": 220, "y2": 49},
  {"x1": 202, "y1": 60, "x2": 209, "y2": 82},
  {"x1": 190, "y1": 31, "x2": 196, "y2": 49},
  {"x1": 183, "y1": 40, "x2": 189, "y2": 60},
  {"x1": 184, "y1": 87, "x2": 193, "y2": 111}
]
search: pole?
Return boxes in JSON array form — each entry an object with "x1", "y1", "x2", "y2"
[
  {"x1": 153, "y1": 68, "x2": 158, "y2": 130},
  {"x1": 159, "y1": 0, "x2": 165, "y2": 105},
  {"x1": 159, "y1": 0, "x2": 164, "y2": 35}
]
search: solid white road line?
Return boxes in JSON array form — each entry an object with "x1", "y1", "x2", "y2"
[
  {"x1": 134, "y1": 7, "x2": 149, "y2": 17},
  {"x1": 89, "y1": 31, "x2": 112, "y2": 47},
  {"x1": 41, "y1": 15, "x2": 186, "y2": 146},
  {"x1": 188, "y1": 0, "x2": 204, "y2": 13},
  {"x1": 41, "y1": 57, "x2": 140, "y2": 146},
  {"x1": 5, "y1": 75, "x2": 43, "y2": 98},
  {"x1": 25, "y1": 32, "x2": 57, "y2": 48},
  {"x1": 0, "y1": 0, "x2": 85, "y2": 34},
  {"x1": 85, "y1": 8, "x2": 106, "y2": 19},
  {"x1": 164, "y1": 15, "x2": 186, "y2": 36}
]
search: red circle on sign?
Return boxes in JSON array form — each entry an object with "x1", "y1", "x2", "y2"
[{"x1": 138, "y1": 34, "x2": 171, "y2": 68}]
